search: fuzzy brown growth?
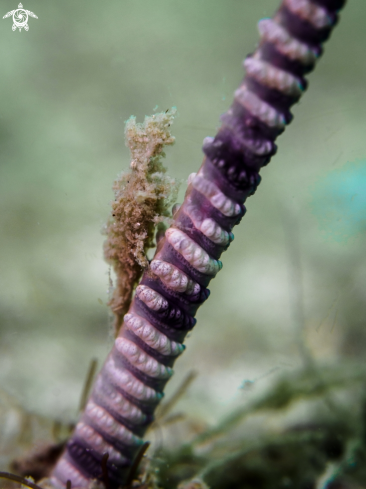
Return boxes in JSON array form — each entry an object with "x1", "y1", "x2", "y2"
[{"x1": 103, "y1": 108, "x2": 180, "y2": 334}]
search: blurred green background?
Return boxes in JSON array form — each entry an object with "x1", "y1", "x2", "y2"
[{"x1": 0, "y1": 0, "x2": 365, "y2": 446}]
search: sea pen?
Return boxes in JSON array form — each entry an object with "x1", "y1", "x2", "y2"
[{"x1": 50, "y1": 0, "x2": 346, "y2": 487}]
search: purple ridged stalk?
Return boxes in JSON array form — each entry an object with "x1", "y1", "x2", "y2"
[{"x1": 51, "y1": 0, "x2": 346, "y2": 487}]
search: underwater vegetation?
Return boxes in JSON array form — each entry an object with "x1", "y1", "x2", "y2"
[
  {"x1": 1, "y1": 0, "x2": 366, "y2": 488},
  {"x1": 2, "y1": 363, "x2": 366, "y2": 489}
]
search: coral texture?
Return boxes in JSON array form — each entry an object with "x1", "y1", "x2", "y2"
[{"x1": 51, "y1": 0, "x2": 347, "y2": 487}]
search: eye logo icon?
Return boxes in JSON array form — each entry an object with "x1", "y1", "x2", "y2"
[{"x1": 3, "y1": 3, "x2": 38, "y2": 31}]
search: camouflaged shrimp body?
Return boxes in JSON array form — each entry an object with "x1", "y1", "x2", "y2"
[{"x1": 51, "y1": 0, "x2": 346, "y2": 487}]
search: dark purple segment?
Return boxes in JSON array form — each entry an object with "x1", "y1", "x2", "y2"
[
  {"x1": 228, "y1": 99, "x2": 285, "y2": 141},
  {"x1": 278, "y1": 6, "x2": 334, "y2": 45},
  {"x1": 66, "y1": 439, "x2": 130, "y2": 489},
  {"x1": 311, "y1": 0, "x2": 346, "y2": 10},
  {"x1": 222, "y1": 100, "x2": 278, "y2": 149},
  {"x1": 141, "y1": 274, "x2": 209, "y2": 317},
  {"x1": 92, "y1": 388, "x2": 154, "y2": 437},
  {"x1": 175, "y1": 212, "x2": 229, "y2": 260},
  {"x1": 228, "y1": 100, "x2": 283, "y2": 144},
  {"x1": 100, "y1": 371, "x2": 160, "y2": 415},
  {"x1": 228, "y1": 99, "x2": 282, "y2": 147},
  {"x1": 204, "y1": 122, "x2": 271, "y2": 174},
  {"x1": 66, "y1": 442, "x2": 103, "y2": 479},
  {"x1": 204, "y1": 143, "x2": 262, "y2": 200},
  {"x1": 136, "y1": 288, "x2": 195, "y2": 329},
  {"x1": 112, "y1": 347, "x2": 169, "y2": 393},
  {"x1": 259, "y1": 42, "x2": 315, "y2": 77},
  {"x1": 245, "y1": 77, "x2": 298, "y2": 115},
  {"x1": 121, "y1": 327, "x2": 177, "y2": 368},
  {"x1": 133, "y1": 297, "x2": 194, "y2": 343},
  {"x1": 219, "y1": 106, "x2": 279, "y2": 168},
  {"x1": 201, "y1": 158, "x2": 261, "y2": 203},
  {"x1": 83, "y1": 415, "x2": 141, "y2": 460}
]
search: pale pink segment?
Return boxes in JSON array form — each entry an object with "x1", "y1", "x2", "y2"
[
  {"x1": 257, "y1": 18, "x2": 318, "y2": 64},
  {"x1": 283, "y1": 0, "x2": 332, "y2": 28},
  {"x1": 115, "y1": 337, "x2": 173, "y2": 379},
  {"x1": 165, "y1": 228, "x2": 223, "y2": 275},
  {"x1": 124, "y1": 312, "x2": 185, "y2": 355},
  {"x1": 104, "y1": 356, "x2": 163, "y2": 402},
  {"x1": 244, "y1": 57, "x2": 303, "y2": 97}
]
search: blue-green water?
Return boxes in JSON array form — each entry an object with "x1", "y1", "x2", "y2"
[{"x1": 311, "y1": 160, "x2": 366, "y2": 242}]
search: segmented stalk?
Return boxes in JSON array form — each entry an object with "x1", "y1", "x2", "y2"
[{"x1": 51, "y1": 0, "x2": 346, "y2": 487}]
